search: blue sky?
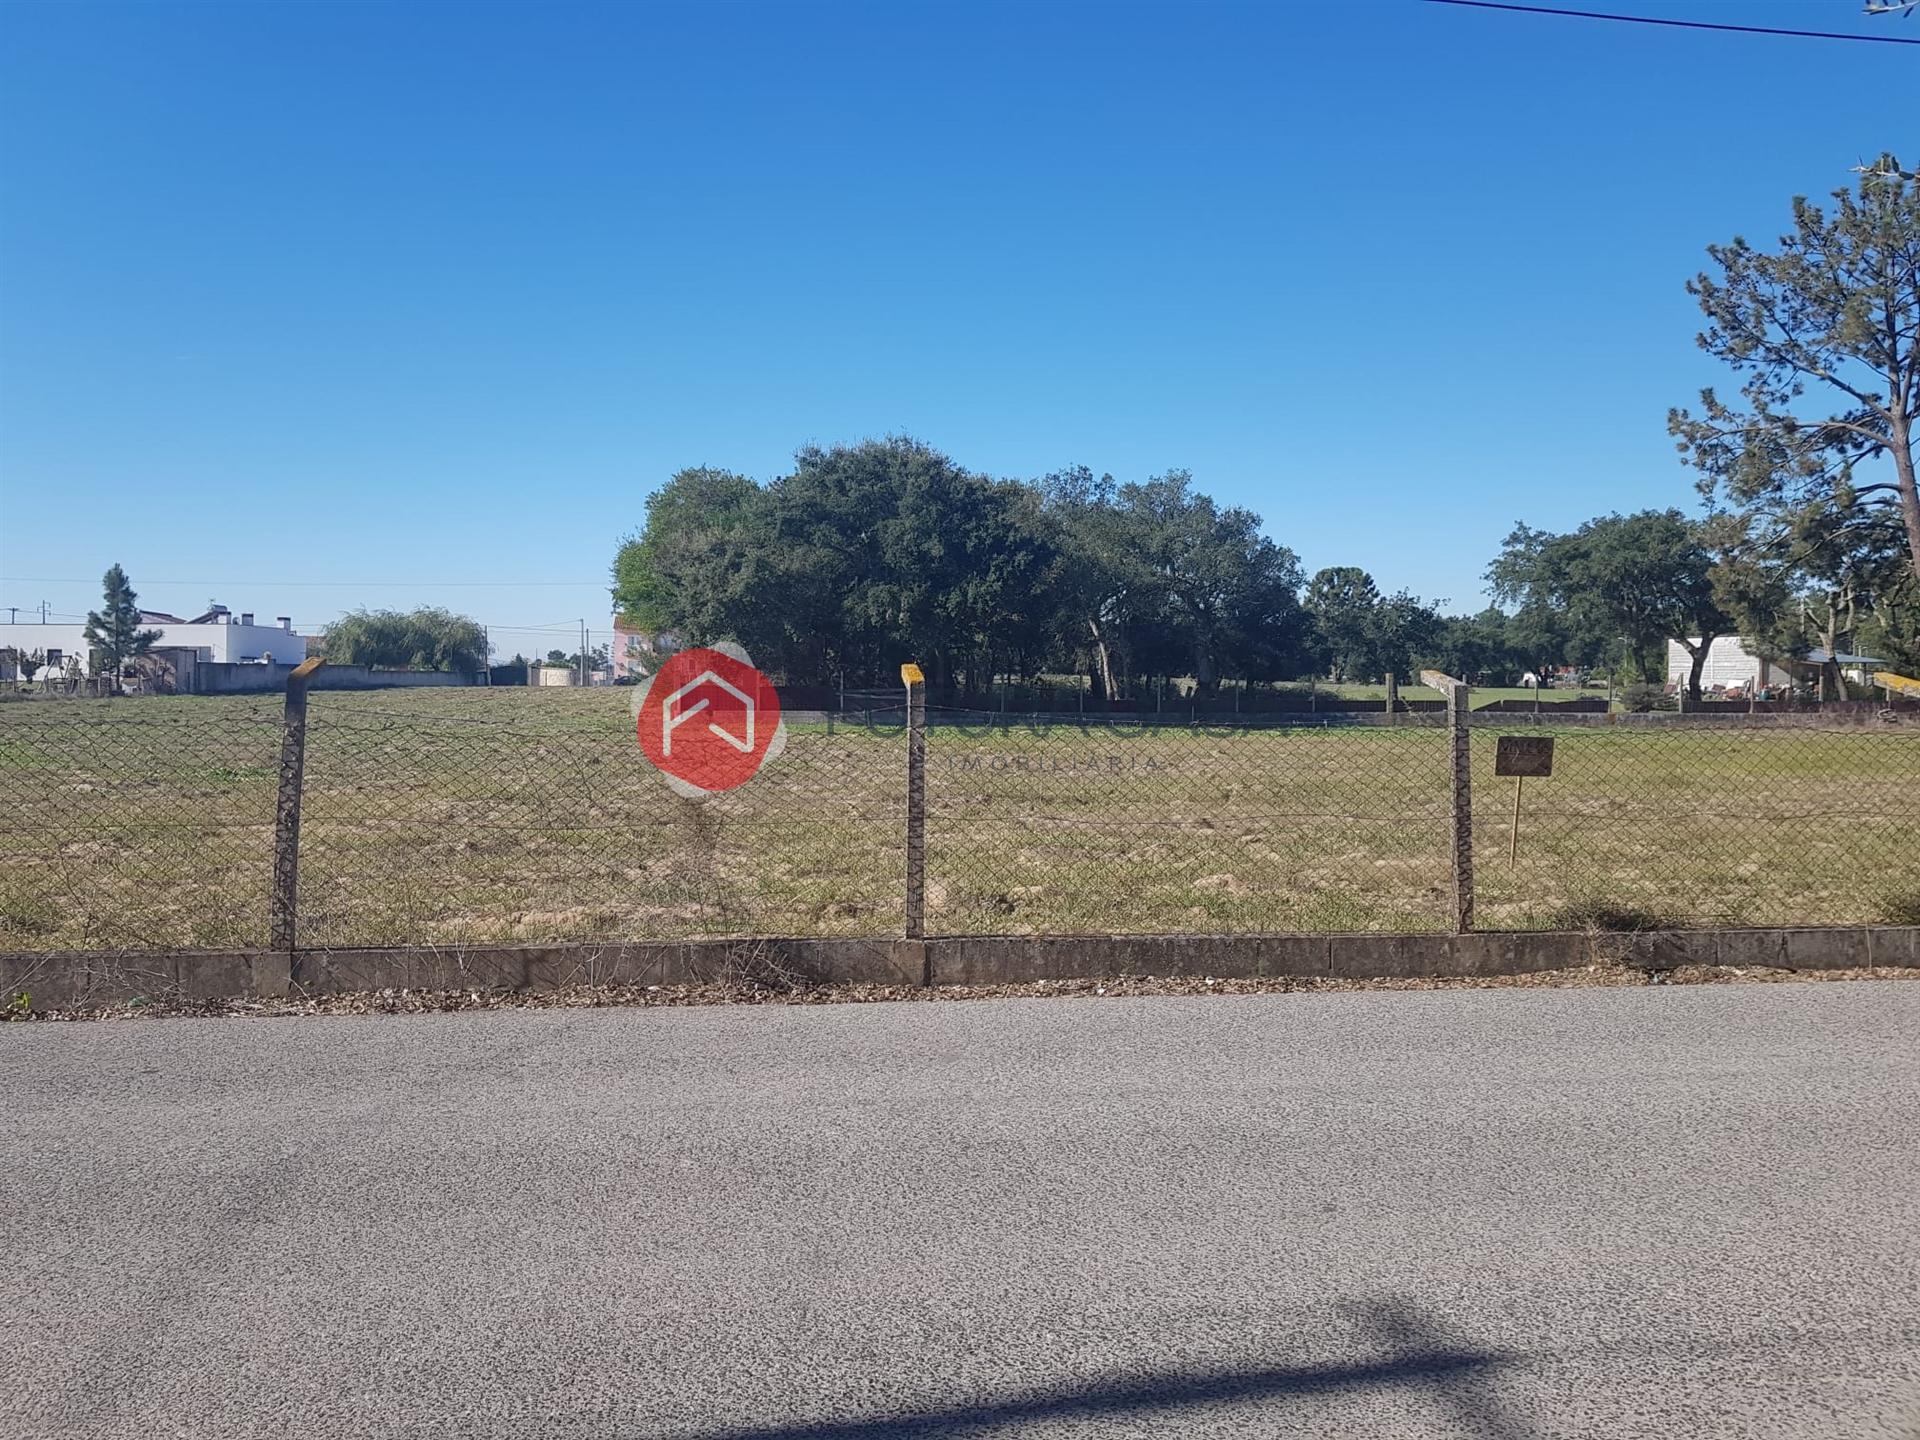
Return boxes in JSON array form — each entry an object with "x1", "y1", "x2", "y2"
[{"x1": 1, "y1": 0, "x2": 1912, "y2": 658}]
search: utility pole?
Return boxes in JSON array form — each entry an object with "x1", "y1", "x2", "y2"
[
  {"x1": 39, "y1": 601, "x2": 50, "y2": 623},
  {"x1": 481, "y1": 626, "x2": 491, "y2": 686},
  {"x1": 577, "y1": 619, "x2": 586, "y2": 688}
]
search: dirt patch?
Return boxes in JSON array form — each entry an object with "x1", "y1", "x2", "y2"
[{"x1": 12, "y1": 962, "x2": 1917, "y2": 1022}]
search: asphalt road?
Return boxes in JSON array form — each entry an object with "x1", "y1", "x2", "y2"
[{"x1": 4, "y1": 983, "x2": 1918, "y2": 1440}]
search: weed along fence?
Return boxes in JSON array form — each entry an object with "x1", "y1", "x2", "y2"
[{"x1": 1, "y1": 668, "x2": 1918, "y2": 969}]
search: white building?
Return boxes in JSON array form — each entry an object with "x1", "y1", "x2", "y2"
[
  {"x1": 1667, "y1": 637, "x2": 1883, "y2": 694},
  {"x1": 0, "y1": 604, "x2": 311, "y2": 677},
  {"x1": 613, "y1": 617, "x2": 679, "y2": 681},
  {"x1": 1665, "y1": 637, "x2": 1794, "y2": 693}
]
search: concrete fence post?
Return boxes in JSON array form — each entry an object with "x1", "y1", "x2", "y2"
[
  {"x1": 1384, "y1": 672, "x2": 1398, "y2": 724},
  {"x1": 1422, "y1": 668, "x2": 1473, "y2": 933},
  {"x1": 270, "y1": 658, "x2": 325, "y2": 952},
  {"x1": 1448, "y1": 680, "x2": 1474, "y2": 933},
  {"x1": 902, "y1": 662, "x2": 926, "y2": 941}
]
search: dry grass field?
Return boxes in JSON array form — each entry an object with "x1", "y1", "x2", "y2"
[{"x1": 1, "y1": 686, "x2": 1916, "y2": 951}]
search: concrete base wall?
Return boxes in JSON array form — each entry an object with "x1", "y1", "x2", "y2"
[
  {"x1": 191, "y1": 663, "x2": 480, "y2": 694},
  {"x1": 4, "y1": 928, "x2": 1917, "y2": 1008}
]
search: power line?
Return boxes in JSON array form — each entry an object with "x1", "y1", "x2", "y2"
[
  {"x1": 0, "y1": 575, "x2": 597, "y2": 588},
  {"x1": 1421, "y1": 0, "x2": 1920, "y2": 44}
]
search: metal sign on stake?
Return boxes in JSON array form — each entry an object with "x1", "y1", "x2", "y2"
[{"x1": 1494, "y1": 736, "x2": 1554, "y2": 868}]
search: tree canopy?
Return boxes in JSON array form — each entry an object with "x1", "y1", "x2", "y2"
[
  {"x1": 1670, "y1": 157, "x2": 1920, "y2": 673},
  {"x1": 612, "y1": 433, "x2": 1904, "y2": 701},
  {"x1": 1488, "y1": 510, "x2": 1732, "y2": 699},
  {"x1": 322, "y1": 608, "x2": 489, "y2": 674},
  {"x1": 610, "y1": 440, "x2": 1330, "y2": 693},
  {"x1": 613, "y1": 439, "x2": 1743, "y2": 695}
]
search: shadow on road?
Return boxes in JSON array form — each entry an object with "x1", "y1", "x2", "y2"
[{"x1": 684, "y1": 1297, "x2": 1537, "y2": 1440}]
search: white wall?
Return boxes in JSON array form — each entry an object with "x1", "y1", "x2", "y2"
[
  {"x1": 0, "y1": 623, "x2": 89, "y2": 674},
  {"x1": 1666, "y1": 637, "x2": 1793, "y2": 690},
  {"x1": 0, "y1": 618, "x2": 310, "y2": 672},
  {"x1": 184, "y1": 620, "x2": 308, "y2": 664}
]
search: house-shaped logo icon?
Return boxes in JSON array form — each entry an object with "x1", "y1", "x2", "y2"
[
  {"x1": 662, "y1": 670, "x2": 755, "y2": 756},
  {"x1": 633, "y1": 645, "x2": 784, "y2": 796}
]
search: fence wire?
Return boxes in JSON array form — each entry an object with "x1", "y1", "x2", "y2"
[
  {"x1": 1470, "y1": 720, "x2": 1920, "y2": 931},
  {"x1": 296, "y1": 693, "x2": 904, "y2": 948},
  {"x1": 2, "y1": 689, "x2": 1917, "y2": 954},
  {"x1": 0, "y1": 698, "x2": 281, "y2": 950},
  {"x1": 923, "y1": 710, "x2": 1455, "y2": 934}
]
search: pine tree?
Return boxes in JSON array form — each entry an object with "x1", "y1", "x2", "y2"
[{"x1": 82, "y1": 564, "x2": 161, "y2": 692}]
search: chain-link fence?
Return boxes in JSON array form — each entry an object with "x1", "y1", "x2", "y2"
[
  {"x1": 2, "y1": 685, "x2": 1917, "y2": 953},
  {"x1": 0, "y1": 698, "x2": 281, "y2": 949},
  {"x1": 924, "y1": 708, "x2": 1455, "y2": 934},
  {"x1": 1468, "y1": 721, "x2": 1920, "y2": 930},
  {"x1": 295, "y1": 695, "x2": 904, "y2": 948}
]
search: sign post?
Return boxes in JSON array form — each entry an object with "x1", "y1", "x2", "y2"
[{"x1": 1494, "y1": 736, "x2": 1555, "y2": 870}]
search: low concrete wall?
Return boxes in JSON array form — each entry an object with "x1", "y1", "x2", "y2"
[
  {"x1": 192, "y1": 663, "x2": 480, "y2": 694},
  {"x1": 4, "y1": 927, "x2": 1916, "y2": 1007}
]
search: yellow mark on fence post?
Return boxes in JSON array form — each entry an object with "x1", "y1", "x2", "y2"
[{"x1": 900, "y1": 662, "x2": 924, "y2": 686}]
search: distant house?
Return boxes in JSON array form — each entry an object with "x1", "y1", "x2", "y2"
[
  {"x1": 1666, "y1": 637, "x2": 1884, "y2": 694},
  {"x1": 0, "y1": 603, "x2": 310, "y2": 678},
  {"x1": 613, "y1": 617, "x2": 678, "y2": 682}
]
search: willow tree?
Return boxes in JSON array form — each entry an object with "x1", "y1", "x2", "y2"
[{"x1": 322, "y1": 608, "x2": 488, "y2": 674}]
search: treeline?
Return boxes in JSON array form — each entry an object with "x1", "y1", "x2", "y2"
[
  {"x1": 612, "y1": 438, "x2": 1554, "y2": 695},
  {"x1": 612, "y1": 162, "x2": 1920, "y2": 699},
  {"x1": 611, "y1": 435, "x2": 1918, "y2": 700}
]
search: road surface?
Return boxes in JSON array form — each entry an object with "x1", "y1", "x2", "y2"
[{"x1": 4, "y1": 983, "x2": 1918, "y2": 1439}]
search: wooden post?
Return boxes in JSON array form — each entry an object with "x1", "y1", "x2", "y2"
[
  {"x1": 1509, "y1": 776, "x2": 1523, "y2": 868},
  {"x1": 1384, "y1": 672, "x2": 1398, "y2": 725},
  {"x1": 270, "y1": 658, "x2": 325, "y2": 953},
  {"x1": 902, "y1": 662, "x2": 926, "y2": 941}
]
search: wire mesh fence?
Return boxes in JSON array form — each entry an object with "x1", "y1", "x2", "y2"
[
  {"x1": 296, "y1": 693, "x2": 904, "y2": 948},
  {"x1": 2, "y1": 686, "x2": 1917, "y2": 954},
  {"x1": 1469, "y1": 720, "x2": 1920, "y2": 931},
  {"x1": 924, "y1": 709, "x2": 1455, "y2": 934},
  {"x1": 0, "y1": 698, "x2": 281, "y2": 950}
]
